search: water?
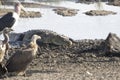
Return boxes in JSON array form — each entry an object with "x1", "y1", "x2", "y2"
[{"x1": 12, "y1": 1, "x2": 120, "y2": 40}]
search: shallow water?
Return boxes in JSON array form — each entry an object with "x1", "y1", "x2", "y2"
[{"x1": 11, "y1": 1, "x2": 120, "y2": 40}]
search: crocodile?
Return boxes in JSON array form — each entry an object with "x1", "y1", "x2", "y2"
[{"x1": 9, "y1": 29, "x2": 73, "y2": 46}]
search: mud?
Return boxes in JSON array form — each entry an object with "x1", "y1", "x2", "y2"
[{"x1": 1, "y1": 38, "x2": 120, "y2": 80}]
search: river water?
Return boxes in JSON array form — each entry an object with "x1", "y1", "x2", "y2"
[{"x1": 12, "y1": 1, "x2": 120, "y2": 40}]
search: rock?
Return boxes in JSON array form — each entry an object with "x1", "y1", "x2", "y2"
[
  {"x1": 53, "y1": 8, "x2": 79, "y2": 16},
  {"x1": 105, "y1": 33, "x2": 120, "y2": 55},
  {"x1": 84, "y1": 10, "x2": 117, "y2": 16}
]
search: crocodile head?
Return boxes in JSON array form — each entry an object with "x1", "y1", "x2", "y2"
[{"x1": 45, "y1": 35, "x2": 73, "y2": 46}]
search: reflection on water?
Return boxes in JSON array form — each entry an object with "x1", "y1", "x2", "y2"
[
  {"x1": 95, "y1": 1, "x2": 103, "y2": 10},
  {"x1": 12, "y1": 1, "x2": 120, "y2": 40}
]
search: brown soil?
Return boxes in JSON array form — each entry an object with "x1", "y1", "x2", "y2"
[{"x1": 3, "y1": 61, "x2": 120, "y2": 80}]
